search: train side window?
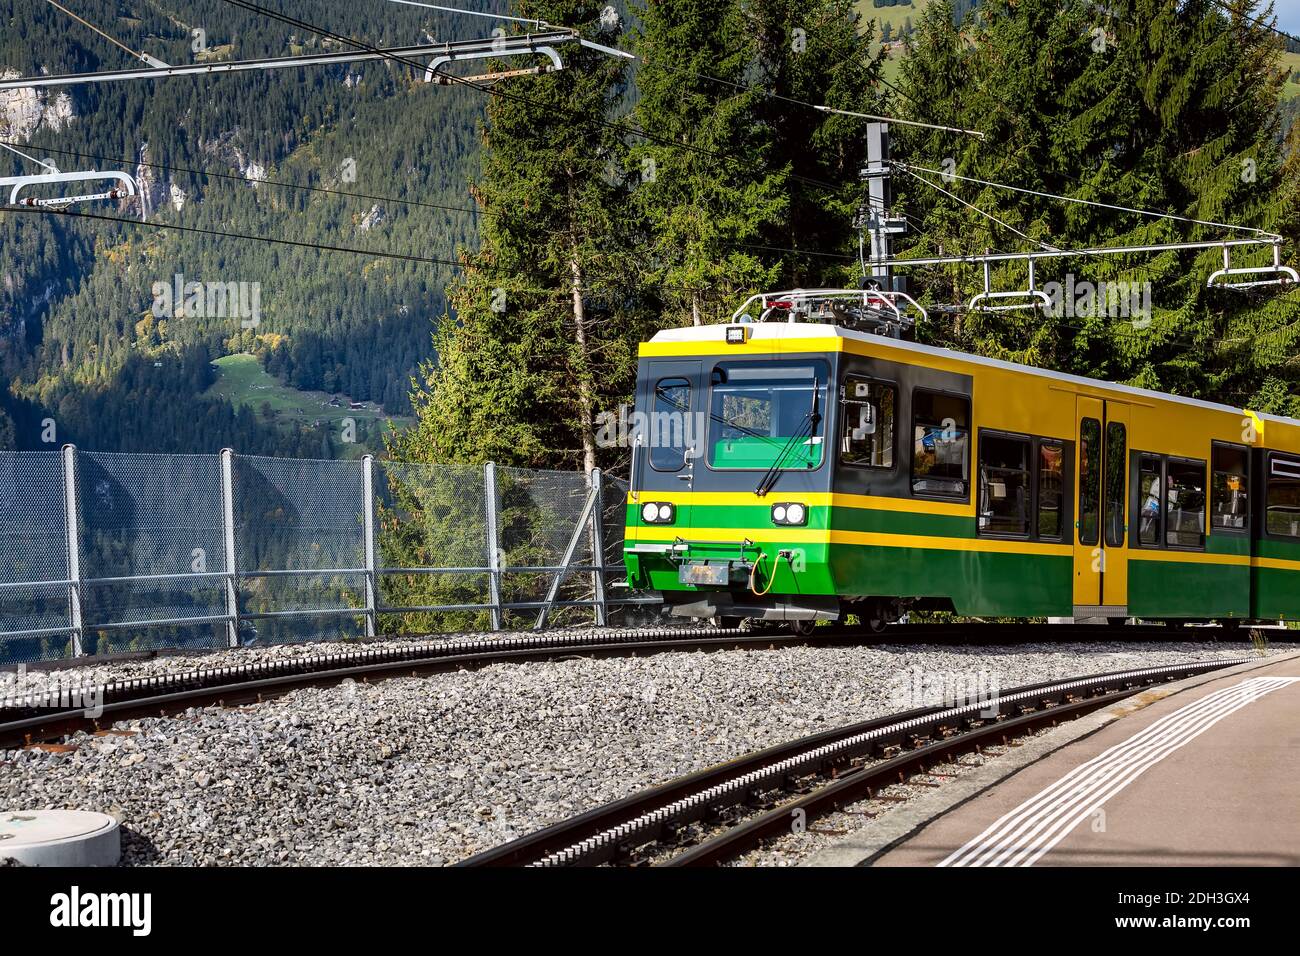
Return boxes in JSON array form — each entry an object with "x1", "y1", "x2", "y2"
[
  {"x1": 1266, "y1": 454, "x2": 1300, "y2": 538},
  {"x1": 1137, "y1": 454, "x2": 1163, "y2": 547},
  {"x1": 1166, "y1": 458, "x2": 1207, "y2": 549},
  {"x1": 1211, "y1": 443, "x2": 1250, "y2": 533},
  {"x1": 1104, "y1": 422, "x2": 1127, "y2": 548},
  {"x1": 978, "y1": 433, "x2": 1031, "y2": 536},
  {"x1": 840, "y1": 376, "x2": 896, "y2": 469},
  {"x1": 650, "y1": 377, "x2": 692, "y2": 471},
  {"x1": 1038, "y1": 439, "x2": 1065, "y2": 540},
  {"x1": 1078, "y1": 418, "x2": 1101, "y2": 547},
  {"x1": 911, "y1": 390, "x2": 970, "y2": 497}
]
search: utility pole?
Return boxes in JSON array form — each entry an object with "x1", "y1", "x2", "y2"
[{"x1": 857, "y1": 122, "x2": 909, "y2": 336}]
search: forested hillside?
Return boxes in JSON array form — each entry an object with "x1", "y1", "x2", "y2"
[
  {"x1": 3, "y1": 0, "x2": 1298, "y2": 465},
  {"x1": 0, "y1": 0, "x2": 488, "y2": 453},
  {"x1": 396, "y1": 0, "x2": 1300, "y2": 476}
]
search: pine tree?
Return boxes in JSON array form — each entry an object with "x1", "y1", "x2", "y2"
[
  {"x1": 749, "y1": 0, "x2": 891, "y2": 286},
  {"x1": 392, "y1": 1, "x2": 647, "y2": 473},
  {"x1": 629, "y1": 0, "x2": 787, "y2": 326},
  {"x1": 896, "y1": 0, "x2": 1300, "y2": 406}
]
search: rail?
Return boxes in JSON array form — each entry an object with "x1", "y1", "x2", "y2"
[{"x1": 459, "y1": 658, "x2": 1247, "y2": 866}]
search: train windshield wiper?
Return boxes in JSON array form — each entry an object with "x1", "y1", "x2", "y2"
[{"x1": 755, "y1": 384, "x2": 820, "y2": 497}]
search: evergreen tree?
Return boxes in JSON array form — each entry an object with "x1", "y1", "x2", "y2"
[
  {"x1": 896, "y1": 0, "x2": 1300, "y2": 406},
  {"x1": 392, "y1": 1, "x2": 647, "y2": 473},
  {"x1": 629, "y1": 0, "x2": 787, "y2": 326},
  {"x1": 749, "y1": 0, "x2": 890, "y2": 286}
]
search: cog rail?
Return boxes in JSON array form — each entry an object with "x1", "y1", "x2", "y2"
[{"x1": 460, "y1": 658, "x2": 1247, "y2": 867}]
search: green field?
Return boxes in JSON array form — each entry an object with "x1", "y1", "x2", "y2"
[
  {"x1": 206, "y1": 353, "x2": 410, "y2": 454},
  {"x1": 1283, "y1": 52, "x2": 1300, "y2": 102},
  {"x1": 857, "y1": 0, "x2": 931, "y2": 38},
  {"x1": 855, "y1": 0, "x2": 930, "y2": 82}
]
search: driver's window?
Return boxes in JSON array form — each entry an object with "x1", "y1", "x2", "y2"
[
  {"x1": 649, "y1": 377, "x2": 691, "y2": 471},
  {"x1": 841, "y1": 376, "x2": 896, "y2": 469}
]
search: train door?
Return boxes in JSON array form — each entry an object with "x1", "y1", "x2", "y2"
[{"x1": 1072, "y1": 397, "x2": 1129, "y2": 617}]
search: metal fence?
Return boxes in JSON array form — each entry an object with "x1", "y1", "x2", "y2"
[{"x1": 0, "y1": 447, "x2": 647, "y2": 665}]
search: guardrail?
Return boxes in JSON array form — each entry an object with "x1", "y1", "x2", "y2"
[{"x1": 0, "y1": 447, "x2": 644, "y2": 664}]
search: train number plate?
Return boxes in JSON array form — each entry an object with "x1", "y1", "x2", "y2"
[{"x1": 679, "y1": 562, "x2": 730, "y2": 585}]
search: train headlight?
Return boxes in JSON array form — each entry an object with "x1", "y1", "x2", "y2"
[
  {"x1": 642, "y1": 502, "x2": 675, "y2": 524},
  {"x1": 772, "y1": 502, "x2": 807, "y2": 526}
]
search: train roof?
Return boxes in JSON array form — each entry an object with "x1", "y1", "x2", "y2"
[{"x1": 645, "y1": 322, "x2": 1300, "y2": 428}]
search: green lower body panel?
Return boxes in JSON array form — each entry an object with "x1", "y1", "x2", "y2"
[
  {"x1": 1127, "y1": 559, "x2": 1251, "y2": 619},
  {"x1": 1252, "y1": 539, "x2": 1300, "y2": 620},
  {"x1": 624, "y1": 501, "x2": 1297, "y2": 621},
  {"x1": 629, "y1": 541, "x2": 835, "y2": 595},
  {"x1": 828, "y1": 544, "x2": 1071, "y2": 617},
  {"x1": 627, "y1": 542, "x2": 1072, "y2": 618},
  {"x1": 1251, "y1": 567, "x2": 1300, "y2": 620}
]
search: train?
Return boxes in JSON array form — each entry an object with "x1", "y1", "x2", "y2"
[{"x1": 621, "y1": 289, "x2": 1300, "y2": 631}]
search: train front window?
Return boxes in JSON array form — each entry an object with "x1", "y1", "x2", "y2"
[
  {"x1": 840, "y1": 376, "x2": 896, "y2": 469},
  {"x1": 707, "y1": 361, "x2": 827, "y2": 470},
  {"x1": 1266, "y1": 454, "x2": 1300, "y2": 538},
  {"x1": 911, "y1": 390, "x2": 970, "y2": 497},
  {"x1": 1211, "y1": 443, "x2": 1249, "y2": 532}
]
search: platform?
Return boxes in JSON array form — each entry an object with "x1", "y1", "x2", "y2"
[{"x1": 807, "y1": 652, "x2": 1300, "y2": 867}]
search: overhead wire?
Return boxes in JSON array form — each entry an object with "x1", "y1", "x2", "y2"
[
  {"x1": 0, "y1": 141, "x2": 59, "y2": 171},
  {"x1": 40, "y1": 0, "x2": 164, "y2": 66}
]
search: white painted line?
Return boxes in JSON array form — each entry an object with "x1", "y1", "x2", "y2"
[
  {"x1": 971, "y1": 681, "x2": 1279, "y2": 868},
  {"x1": 940, "y1": 677, "x2": 1300, "y2": 867}
]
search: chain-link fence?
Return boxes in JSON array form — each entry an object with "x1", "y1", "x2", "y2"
[{"x1": 0, "y1": 447, "x2": 649, "y2": 664}]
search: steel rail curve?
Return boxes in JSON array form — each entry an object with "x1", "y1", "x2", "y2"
[
  {"x1": 459, "y1": 658, "x2": 1248, "y2": 867},
  {"x1": 0, "y1": 625, "x2": 765, "y2": 748},
  {"x1": 1, "y1": 623, "x2": 1257, "y2": 750}
]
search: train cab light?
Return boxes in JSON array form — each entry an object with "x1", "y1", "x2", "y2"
[
  {"x1": 641, "y1": 502, "x2": 676, "y2": 524},
  {"x1": 772, "y1": 503, "x2": 807, "y2": 526},
  {"x1": 725, "y1": 326, "x2": 749, "y2": 344}
]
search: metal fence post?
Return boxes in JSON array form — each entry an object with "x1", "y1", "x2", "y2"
[
  {"x1": 60, "y1": 444, "x2": 84, "y2": 657},
  {"x1": 361, "y1": 454, "x2": 378, "y2": 639},
  {"x1": 484, "y1": 461, "x2": 503, "y2": 631},
  {"x1": 219, "y1": 448, "x2": 240, "y2": 648},
  {"x1": 535, "y1": 481, "x2": 601, "y2": 631},
  {"x1": 588, "y1": 467, "x2": 608, "y2": 627}
]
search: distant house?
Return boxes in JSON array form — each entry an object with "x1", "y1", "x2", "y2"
[
  {"x1": 329, "y1": 396, "x2": 343, "y2": 407},
  {"x1": 349, "y1": 401, "x2": 365, "y2": 410}
]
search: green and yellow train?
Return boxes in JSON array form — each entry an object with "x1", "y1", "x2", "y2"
[{"x1": 622, "y1": 304, "x2": 1300, "y2": 630}]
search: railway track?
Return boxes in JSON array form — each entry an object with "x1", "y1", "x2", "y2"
[
  {"x1": 1, "y1": 622, "x2": 1263, "y2": 750},
  {"x1": 0, "y1": 625, "x2": 778, "y2": 748},
  {"x1": 458, "y1": 658, "x2": 1247, "y2": 867}
]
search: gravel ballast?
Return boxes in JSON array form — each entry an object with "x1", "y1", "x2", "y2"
[{"x1": 1, "y1": 640, "x2": 1291, "y2": 866}]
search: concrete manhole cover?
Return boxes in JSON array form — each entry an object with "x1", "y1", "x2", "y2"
[{"x1": 0, "y1": 810, "x2": 120, "y2": 866}]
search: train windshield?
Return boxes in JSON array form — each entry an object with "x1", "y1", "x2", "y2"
[{"x1": 706, "y1": 360, "x2": 828, "y2": 470}]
